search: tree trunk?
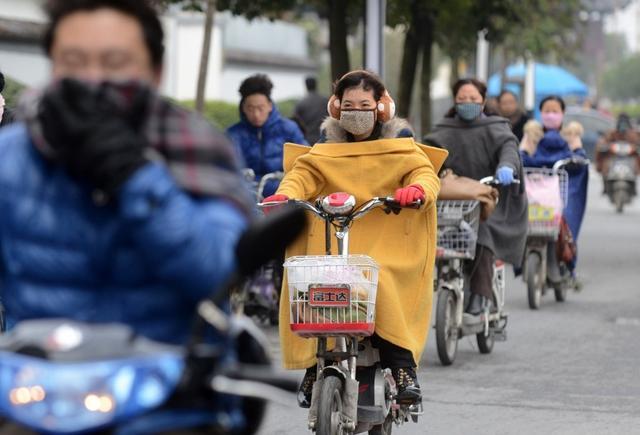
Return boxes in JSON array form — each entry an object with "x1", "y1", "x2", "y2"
[
  {"x1": 449, "y1": 51, "x2": 460, "y2": 88},
  {"x1": 328, "y1": 0, "x2": 350, "y2": 81},
  {"x1": 397, "y1": 16, "x2": 422, "y2": 118},
  {"x1": 195, "y1": 0, "x2": 216, "y2": 114},
  {"x1": 420, "y1": 14, "x2": 435, "y2": 137}
]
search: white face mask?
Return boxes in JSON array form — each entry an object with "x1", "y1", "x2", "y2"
[{"x1": 339, "y1": 109, "x2": 376, "y2": 136}]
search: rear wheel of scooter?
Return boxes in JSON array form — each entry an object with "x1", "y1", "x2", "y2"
[
  {"x1": 369, "y1": 414, "x2": 393, "y2": 435},
  {"x1": 526, "y1": 253, "x2": 542, "y2": 310},
  {"x1": 476, "y1": 327, "x2": 495, "y2": 354},
  {"x1": 317, "y1": 375, "x2": 344, "y2": 435},
  {"x1": 614, "y1": 189, "x2": 627, "y2": 213},
  {"x1": 435, "y1": 290, "x2": 458, "y2": 366}
]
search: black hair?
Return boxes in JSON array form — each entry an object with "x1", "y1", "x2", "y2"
[
  {"x1": 497, "y1": 89, "x2": 518, "y2": 102},
  {"x1": 239, "y1": 74, "x2": 273, "y2": 101},
  {"x1": 43, "y1": 0, "x2": 165, "y2": 69},
  {"x1": 539, "y1": 95, "x2": 566, "y2": 112},
  {"x1": 445, "y1": 78, "x2": 491, "y2": 117},
  {"x1": 333, "y1": 70, "x2": 385, "y2": 102},
  {"x1": 617, "y1": 112, "x2": 632, "y2": 130},
  {"x1": 305, "y1": 76, "x2": 317, "y2": 92},
  {"x1": 0, "y1": 72, "x2": 4, "y2": 93}
]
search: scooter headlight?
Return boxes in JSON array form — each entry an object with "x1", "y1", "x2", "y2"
[{"x1": 0, "y1": 352, "x2": 184, "y2": 433}]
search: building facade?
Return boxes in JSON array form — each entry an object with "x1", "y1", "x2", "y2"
[{"x1": 0, "y1": 0, "x2": 317, "y2": 103}]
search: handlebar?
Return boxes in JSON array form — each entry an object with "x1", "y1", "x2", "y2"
[
  {"x1": 479, "y1": 176, "x2": 521, "y2": 187},
  {"x1": 256, "y1": 171, "x2": 284, "y2": 199},
  {"x1": 552, "y1": 157, "x2": 590, "y2": 171},
  {"x1": 258, "y1": 196, "x2": 422, "y2": 223}
]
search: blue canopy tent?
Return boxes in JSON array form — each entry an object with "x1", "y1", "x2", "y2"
[{"x1": 488, "y1": 63, "x2": 589, "y2": 114}]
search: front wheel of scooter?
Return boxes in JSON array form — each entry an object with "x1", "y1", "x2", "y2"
[
  {"x1": 368, "y1": 414, "x2": 393, "y2": 435},
  {"x1": 526, "y1": 253, "x2": 542, "y2": 310},
  {"x1": 553, "y1": 282, "x2": 568, "y2": 302},
  {"x1": 476, "y1": 327, "x2": 495, "y2": 354},
  {"x1": 435, "y1": 289, "x2": 459, "y2": 366},
  {"x1": 317, "y1": 375, "x2": 345, "y2": 435}
]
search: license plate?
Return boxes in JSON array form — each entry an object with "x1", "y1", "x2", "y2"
[{"x1": 308, "y1": 285, "x2": 351, "y2": 307}]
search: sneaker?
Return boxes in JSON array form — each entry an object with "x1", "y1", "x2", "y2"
[
  {"x1": 391, "y1": 367, "x2": 421, "y2": 404},
  {"x1": 297, "y1": 366, "x2": 316, "y2": 408}
]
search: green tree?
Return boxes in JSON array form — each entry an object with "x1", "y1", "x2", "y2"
[
  {"x1": 603, "y1": 54, "x2": 640, "y2": 101},
  {"x1": 389, "y1": 0, "x2": 582, "y2": 134}
]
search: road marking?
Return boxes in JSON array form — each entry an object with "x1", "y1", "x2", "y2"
[{"x1": 614, "y1": 317, "x2": 640, "y2": 326}]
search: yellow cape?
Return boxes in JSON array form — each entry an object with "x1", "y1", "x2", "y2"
[{"x1": 277, "y1": 138, "x2": 447, "y2": 369}]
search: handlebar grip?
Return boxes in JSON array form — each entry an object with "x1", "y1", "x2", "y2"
[{"x1": 384, "y1": 197, "x2": 423, "y2": 209}]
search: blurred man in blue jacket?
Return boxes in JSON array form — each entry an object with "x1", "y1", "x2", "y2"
[
  {"x1": 227, "y1": 74, "x2": 307, "y2": 197},
  {"x1": 0, "y1": 0, "x2": 253, "y2": 345}
]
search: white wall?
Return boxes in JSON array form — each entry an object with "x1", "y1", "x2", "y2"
[
  {"x1": 0, "y1": 42, "x2": 49, "y2": 87},
  {"x1": 0, "y1": 0, "x2": 46, "y2": 22},
  {"x1": 221, "y1": 65, "x2": 308, "y2": 103},
  {"x1": 160, "y1": 14, "x2": 223, "y2": 101},
  {"x1": 161, "y1": 11, "x2": 313, "y2": 103},
  {"x1": 223, "y1": 15, "x2": 308, "y2": 58}
]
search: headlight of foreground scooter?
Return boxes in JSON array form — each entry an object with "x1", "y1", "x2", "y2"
[{"x1": 0, "y1": 352, "x2": 184, "y2": 433}]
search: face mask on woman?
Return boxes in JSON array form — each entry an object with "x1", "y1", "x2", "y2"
[
  {"x1": 455, "y1": 103, "x2": 483, "y2": 122},
  {"x1": 339, "y1": 109, "x2": 376, "y2": 136},
  {"x1": 541, "y1": 112, "x2": 563, "y2": 130}
]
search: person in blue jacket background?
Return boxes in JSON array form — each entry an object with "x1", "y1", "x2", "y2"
[
  {"x1": 227, "y1": 74, "x2": 308, "y2": 197},
  {"x1": 519, "y1": 95, "x2": 589, "y2": 273},
  {"x1": 0, "y1": 0, "x2": 253, "y2": 346}
]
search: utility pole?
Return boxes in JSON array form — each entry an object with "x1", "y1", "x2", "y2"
[
  {"x1": 476, "y1": 29, "x2": 489, "y2": 82},
  {"x1": 364, "y1": 0, "x2": 386, "y2": 78}
]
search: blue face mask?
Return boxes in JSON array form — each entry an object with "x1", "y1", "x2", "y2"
[{"x1": 456, "y1": 103, "x2": 483, "y2": 122}]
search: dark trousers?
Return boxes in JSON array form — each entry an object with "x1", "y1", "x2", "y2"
[
  {"x1": 371, "y1": 334, "x2": 416, "y2": 368},
  {"x1": 467, "y1": 244, "x2": 495, "y2": 300}
]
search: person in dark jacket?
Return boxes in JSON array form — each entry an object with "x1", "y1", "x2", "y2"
[
  {"x1": 0, "y1": 72, "x2": 15, "y2": 127},
  {"x1": 426, "y1": 78, "x2": 528, "y2": 316},
  {"x1": 293, "y1": 76, "x2": 328, "y2": 144},
  {"x1": 497, "y1": 89, "x2": 529, "y2": 141},
  {"x1": 0, "y1": 0, "x2": 253, "y2": 345},
  {"x1": 227, "y1": 74, "x2": 307, "y2": 197},
  {"x1": 595, "y1": 113, "x2": 639, "y2": 175}
]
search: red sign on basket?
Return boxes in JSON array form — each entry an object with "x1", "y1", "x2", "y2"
[{"x1": 308, "y1": 285, "x2": 351, "y2": 307}]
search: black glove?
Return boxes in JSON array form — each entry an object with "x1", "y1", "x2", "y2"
[{"x1": 39, "y1": 79, "x2": 151, "y2": 198}]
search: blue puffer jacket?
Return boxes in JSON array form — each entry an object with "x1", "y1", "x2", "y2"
[
  {"x1": 227, "y1": 105, "x2": 307, "y2": 196},
  {"x1": 0, "y1": 124, "x2": 247, "y2": 344}
]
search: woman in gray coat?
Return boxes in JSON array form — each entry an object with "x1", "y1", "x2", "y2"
[{"x1": 425, "y1": 78, "x2": 528, "y2": 315}]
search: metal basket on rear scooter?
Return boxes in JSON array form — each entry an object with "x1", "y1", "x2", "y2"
[
  {"x1": 284, "y1": 255, "x2": 379, "y2": 338},
  {"x1": 524, "y1": 168, "x2": 569, "y2": 238},
  {"x1": 436, "y1": 200, "x2": 481, "y2": 259}
]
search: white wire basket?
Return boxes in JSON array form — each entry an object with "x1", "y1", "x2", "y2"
[
  {"x1": 284, "y1": 255, "x2": 379, "y2": 337},
  {"x1": 524, "y1": 168, "x2": 569, "y2": 238},
  {"x1": 436, "y1": 200, "x2": 481, "y2": 259}
]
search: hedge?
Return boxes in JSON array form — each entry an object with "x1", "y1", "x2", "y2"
[{"x1": 180, "y1": 98, "x2": 300, "y2": 130}]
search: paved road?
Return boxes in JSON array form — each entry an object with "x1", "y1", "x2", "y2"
[{"x1": 258, "y1": 171, "x2": 640, "y2": 434}]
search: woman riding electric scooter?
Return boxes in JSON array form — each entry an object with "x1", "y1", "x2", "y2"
[{"x1": 263, "y1": 70, "x2": 446, "y2": 411}]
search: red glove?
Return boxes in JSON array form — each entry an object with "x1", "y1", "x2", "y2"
[
  {"x1": 394, "y1": 184, "x2": 425, "y2": 207},
  {"x1": 262, "y1": 194, "x2": 289, "y2": 215}
]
